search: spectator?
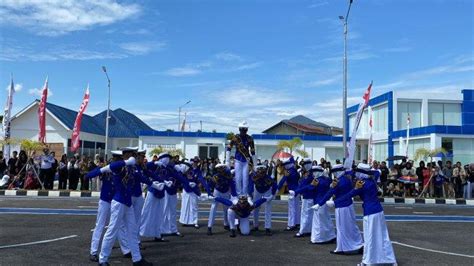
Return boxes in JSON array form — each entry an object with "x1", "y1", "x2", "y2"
[
  {"x1": 38, "y1": 148, "x2": 55, "y2": 190},
  {"x1": 68, "y1": 154, "x2": 81, "y2": 190},
  {"x1": 421, "y1": 162, "x2": 433, "y2": 197},
  {"x1": 15, "y1": 150, "x2": 28, "y2": 184},
  {"x1": 465, "y1": 163, "x2": 474, "y2": 199},
  {"x1": 58, "y1": 154, "x2": 68, "y2": 190},
  {"x1": 80, "y1": 156, "x2": 90, "y2": 190},
  {"x1": 452, "y1": 161, "x2": 466, "y2": 198},
  {"x1": 432, "y1": 166, "x2": 445, "y2": 198},
  {"x1": 442, "y1": 161, "x2": 454, "y2": 198},
  {"x1": 416, "y1": 161, "x2": 426, "y2": 191},
  {"x1": 0, "y1": 151, "x2": 7, "y2": 175},
  {"x1": 401, "y1": 161, "x2": 416, "y2": 197},
  {"x1": 7, "y1": 151, "x2": 18, "y2": 176},
  {"x1": 379, "y1": 161, "x2": 389, "y2": 195}
]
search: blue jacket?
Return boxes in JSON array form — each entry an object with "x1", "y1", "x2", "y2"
[
  {"x1": 215, "y1": 197, "x2": 266, "y2": 218},
  {"x1": 163, "y1": 165, "x2": 188, "y2": 196},
  {"x1": 294, "y1": 175, "x2": 316, "y2": 199},
  {"x1": 131, "y1": 164, "x2": 153, "y2": 197},
  {"x1": 277, "y1": 167, "x2": 300, "y2": 191},
  {"x1": 317, "y1": 175, "x2": 353, "y2": 208},
  {"x1": 205, "y1": 169, "x2": 237, "y2": 196},
  {"x1": 146, "y1": 162, "x2": 167, "y2": 199},
  {"x1": 296, "y1": 176, "x2": 331, "y2": 203},
  {"x1": 100, "y1": 173, "x2": 115, "y2": 203},
  {"x1": 181, "y1": 167, "x2": 207, "y2": 196},
  {"x1": 227, "y1": 134, "x2": 254, "y2": 163},
  {"x1": 249, "y1": 173, "x2": 277, "y2": 195},
  {"x1": 335, "y1": 178, "x2": 383, "y2": 216},
  {"x1": 108, "y1": 161, "x2": 139, "y2": 207}
]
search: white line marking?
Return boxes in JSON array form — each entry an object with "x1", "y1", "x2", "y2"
[
  {"x1": 77, "y1": 206, "x2": 97, "y2": 208},
  {"x1": 394, "y1": 206, "x2": 413, "y2": 209},
  {"x1": 392, "y1": 241, "x2": 474, "y2": 258},
  {"x1": 0, "y1": 235, "x2": 78, "y2": 250},
  {"x1": 413, "y1": 212, "x2": 433, "y2": 215}
]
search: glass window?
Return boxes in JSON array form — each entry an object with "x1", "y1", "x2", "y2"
[
  {"x1": 428, "y1": 103, "x2": 444, "y2": 125},
  {"x1": 398, "y1": 101, "x2": 421, "y2": 130},
  {"x1": 428, "y1": 102, "x2": 461, "y2": 126},
  {"x1": 373, "y1": 104, "x2": 388, "y2": 133},
  {"x1": 373, "y1": 142, "x2": 387, "y2": 162}
]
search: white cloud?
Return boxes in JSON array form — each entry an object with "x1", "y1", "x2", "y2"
[
  {"x1": 213, "y1": 86, "x2": 293, "y2": 107},
  {"x1": 384, "y1": 47, "x2": 412, "y2": 53},
  {"x1": 5, "y1": 83, "x2": 22, "y2": 92},
  {"x1": 308, "y1": 77, "x2": 340, "y2": 87},
  {"x1": 215, "y1": 52, "x2": 243, "y2": 61},
  {"x1": 164, "y1": 67, "x2": 202, "y2": 77},
  {"x1": 119, "y1": 42, "x2": 165, "y2": 55},
  {"x1": 231, "y1": 62, "x2": 262, "y2": 71},
  {"x1": 28, "y1": 88, "x2": 53, "y2": 97},
  {"x1": 0, "y1": 0, "x2": 141, "y2": 36},
  {"x1": 308, "y1": 0, "x2": 328, "y2": 8}
]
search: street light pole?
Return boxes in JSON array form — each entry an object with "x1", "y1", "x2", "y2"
[
  {"x1": 340, "y1": 0, "x2": 353, "y2": 157},
  {"x1": 178, "y1": 100, "x2": 191, "y2": 131},
  {"x1": 102, "y1": 66, "x2": 111, "y2": 160}
]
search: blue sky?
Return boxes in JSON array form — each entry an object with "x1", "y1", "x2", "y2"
[{"x1": 0, "y1": 0, "x2": 473, "y2": 133}]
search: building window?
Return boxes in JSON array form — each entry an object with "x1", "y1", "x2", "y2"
[
  {"x1": 372, "y1": 104, "x2": 388, "y2": 134},
  {"x1": 397, "y1": 101, "x2": 421, "y2": 130},
  {"x1": 199, "y1": 146, "x2": 219, "y2": 159},
  {"x1": 373, "y1": 142, "x2": 388, "y2": 162},
  {"x1": 428, "y1": 102, "x2": 461, "y2": 126},
  {"x1": 147, "y1": 144, "x2": 176, "y2": 150}
]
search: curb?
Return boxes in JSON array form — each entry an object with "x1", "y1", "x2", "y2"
[{"x1": 1, "y1": 190, "x2": 473, "y2": 206}]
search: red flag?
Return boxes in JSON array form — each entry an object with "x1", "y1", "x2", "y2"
[
  {"x1": 38, "y1": 77, "x2": 48, "y2": 143},
  {"x1": 71, "y1": 86, "x2": 90, "y2": 152},
  {"x1": 362, "y1": 81, "x2": 373, "y2": 106}
]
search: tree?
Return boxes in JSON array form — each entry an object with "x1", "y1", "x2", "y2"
[
  {"x1": 277, "y1": 137, "x2": 309, "y2": 158},
  {"x1": 414, "y1": 147, "x2": 448, "y2": 164},
  {"x1": 20, "y1": 139, "x2": 45, "y2": 156},
  {"x1": 148, "y1": 145, "x2": 185, "y2": 158},
  {"x1": 226, "y1": 132, "x2": 235, "y2": 141}
]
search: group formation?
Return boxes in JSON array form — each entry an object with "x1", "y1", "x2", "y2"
[{"x1": 86, "y1": 121, "x2": 397, "y2": 266}]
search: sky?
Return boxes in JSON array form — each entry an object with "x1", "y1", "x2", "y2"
[{"x1": 0, "y1": 0, "x2": 473, "y2": 133}]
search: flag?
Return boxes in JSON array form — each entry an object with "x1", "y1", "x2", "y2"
[
  {"x1": 181, "y1": 112, "x2": 186, "y2": 131},
  {"x1": 368, "y1": 105, "x2": 374, "y2": 165},
  {"x1": 405, "y1": 113, "x2": 410, "y2": 158},
  {"x1": 71, "y1": 86, "x2": 90, "y2": 152},
  {"x1": 344, "y1": 81, "x2": 373, "y2": 169},
  {"x1": 38, "y1": 77, "x2": 48, "y2": 143},
  {"x1": 3, "y1": 75, "x2": 15, "y2": 161}
]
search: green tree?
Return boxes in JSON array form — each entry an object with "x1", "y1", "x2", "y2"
[
  {"x1": 277, "y1": 137, "x2": 309, "y2": 158},
  {"x1": 414, "y1": 147, "x2": 448, "y2": 164},
  {"x1": 148, "y1": 145, "x2": 185, "y2": 158},
  {"x1": 226, "y1": 132, "x2": 235, "y2": 141},
  {"x1": 20, "y1": 139, "x2": 45, "y2": 156}
]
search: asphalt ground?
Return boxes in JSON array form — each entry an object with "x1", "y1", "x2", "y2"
[{"x1": 0, "y1": 197, "x2": 473, "y2": 266}]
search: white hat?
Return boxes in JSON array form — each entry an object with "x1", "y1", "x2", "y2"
[
  {"x1": 0, "y1": 175, "x2": 9, "y2": 187},
  {"x1": 355, "y1": 163, "x2": 372, "y2": 179},
  {"x1": 158, "y1": 152, "x2": 171, "y2": 160},
  {"x1": 137, "y1": 149, "x2": 146, "y2": 154},
  {"x1": 215, "y1": 163, "x2": 229, "y2": 169},
  {"x1": 238, "y1": 121, "x2": 249, "y2": 128},
  {"x1": 255, "y1": 164, "x2": 267, "y2": 170},
  {"x1": 121, "y1": 147, "x2": 138, "y2": 152},
  {"x1": 302, "y1": 158, "x2": 312, "y2": 165},
  {"x1": 311, "y1": 165, "x2": 324, "y2": 172},
  {"x1": 111, "y1": 150, "x2": 122, "y2": 156}
]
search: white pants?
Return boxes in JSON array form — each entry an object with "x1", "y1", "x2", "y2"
[
  {"x1": 140, "y1": 194, "x2": 164, "y2": 238},
  {"x1": 99, "y1": 200, "x2": 141, "y2": 263},
  {"x1": 179, "y1": 190, "x2": 198, "y2": 225},
  {"x1": 335, "y1": 205, "x2": 363, "y2": 252},
  {"x1": 90, "y1": 200, "x2": 130, "y2": 255},
  {"x1": 362, "y1": 212, "x2": 397, "y2": 265},
  {"x1": 208, "y1": 190, "x2": 230, "y2": 228},
  {"x1": 464, "y1": 182, "x2": 472, "y2": 199},
  {"x1": 228, "y1": 209, "x2": 250, "y2": 235},
  {"x1": 234, "y1": 160, "x2": 249, "y2": 195},
  {"x1": 253, "y1": 188, "x2": 273, "y2": 229},
  {"x1": 132, "y1": 196, "x2": 144, "y2": 239},
  {"x1": 162, "y1": 192, "x2": 179, "y2": 234},
  {"x1": 298, "y1": 198, "x2": 314, "y2": 235},
  {"x1": 287, "y1": 195, "x2": 301, "y2": 227},
  {"x1": 311, "y1": 204, "x2": 336, "y2": 243}
]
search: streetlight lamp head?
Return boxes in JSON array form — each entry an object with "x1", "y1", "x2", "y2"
[
  {"x1": 102, "y1": 66, "x2": 107, "y2": 73},
  {"x1": 339, "y1": 15, "x2": 344, "y2": 20},
  {"x1": 186, "y1": 100, "x2": 191, "y2": 104}
]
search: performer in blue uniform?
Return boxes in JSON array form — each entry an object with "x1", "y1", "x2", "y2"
[
  {"x1": 313, "y1": 164, "x2": 363, "y2": 255},
  {"x1": 277, "y1": 156, "x2": 301, "y2": 231},
  {"x1": 205, "y1": 163, "x2": 237, "y2": 235},
  {"x1": 98, "y1": 147, "x2": 154, "y2": 266},
  {"x1": 334, "y1": 163, "x2": 397, "y2": 265},
  {"x1": 161, "y1": 158, "x2": 185, "y2": 237},
  {"x1": 225, "y1": 121, "x2": 256, "y2": 196},
  {"x1": 179, "y1": 159, "x2": 207, "y2": 228},
  {"x1": 249, "y1": 164, "x2": 277, "y2": 235},
  {"x1": 289, "y1": 159, "x2": 315, "y2": 238},
  {"x1": 213, "y1": 195, "x2": 268, "y2": 237}
]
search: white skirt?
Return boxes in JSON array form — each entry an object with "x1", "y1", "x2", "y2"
[
  {"x1": 362, "y1": 211, "x2": 397, "y2": 265},
  {"x1": 335, "y1": 205, "x2": 363, "y2": 252},
  {"x1": 179, "y1": 190, "x2": 198, "y2": 225},
  {"x1": 139, "y1": 193, "x2": 164, "y2": 237},
  {"x1": 311, "y1": 204, "x2": 336, "y2": 243}
]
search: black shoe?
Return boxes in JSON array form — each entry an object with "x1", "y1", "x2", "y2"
[
  {"x1": 252, "y1": 227, "x2": 259, "y2": 232},
  {"x1": 330, "y1": 250, "x2": 345, "y2": 255},
  {"x1": 173, "y1": 232, "x2": 184, "y2": 237},
  {"x1": 294, "y1": 232, "x2": 305, "y2": 238},
  {"x1": 98, "y1": 263, "x2": 110, "y2": 266},
  {"x1": 89, "y1": 254, "x2": 98, "y2": 262},
  {"x1": 207, "y1": 227, "x2": 213, "y2": 236},
  {"x1": 340, "y1": 248, "x2": 363, "y2": 256},
  {"x1": 133, "y1": 258, "x2": 153, "y2": 266},
  {"x1": 284, "y1": 226, "x2": 297, "y2": 231},
  {"x1": 153, "y1": 237, "x2": 169, "y2": 242},
  {"x1": 230, "y1": 229, "x2": 236, "y2": 238},
  {"x1": 139, "y1": 242, "x2": 146, "y2": 250},
  {"x1": 223, "y1": 225, "x2": 230, "y2": 231},
  {"x1": 194, "y1": 224, "x2": 200, "y2": 229},
  {"x1": 123, "y1": 252, "x2": 132, "y2": 258},
  {"x1": 265, "y1": 229, "x2": 272, "y2": 236},
  {"x1": 312, "y1": 237, "x2": 337, "y2": 245}
]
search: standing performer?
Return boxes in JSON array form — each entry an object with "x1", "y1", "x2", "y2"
[
  {"x1": 225, "y1": 121, "x2": 256, "y2": 195},
  {"x1": 98, "y1": 148, "x2": 155, "y2": 266},
  {"x1": 130, "y1": 149, "x2": 148, "y2": 246},
  {"x1": 87, "y1": 151, "x2": 130, "y2": 262},
  {"x1": 334, "y1": 163, "x2": 397, "y2": 265},
  {"x1": 277, "y1": 156, "x2": 301, "y2": 231},
  {"x1": 161, "y1": 160, "x2": 186, "y2": 237},
  {"x1": 213, "y1": 195, "x2": 269, "y2": 237},
  {"x1": 249, "y1": 164, "x2": 277, "y2": 236},
  {"x1": 140, "y1": 152, "x2": 170, "y2": 242},
  {"x1": 290, "y1": 158, "x2": 315, "y2": 238},
  {"x1": 313, "y1": 164, "x2": 363, "y2": 255},
  {"x1": 205, "y1": 163, "x2": 237, "y2": 235},
  {"x1": 179, "y1": 160, "x2": 207, "y2": 228}
]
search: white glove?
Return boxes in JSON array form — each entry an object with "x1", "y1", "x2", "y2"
[
  {"x1": 311, "y1": 204, "x2": 320, "y2": 210},
  {"x1": 326, "y1": 201, "x2": 335, "y2": 208},
  {"x1": 231, "y1": 197, "x2": 238, "y2": 205},
  {"x1": 199, "y1": 194, "x2": 208, "y2": 201},
  {"x1": 288, "y1": 190, "x2": 295, "y2": 199},
  {"x1": 100, "y1": 165, "x2": 111, "y2": 174},
  {"x1": 247, "y1": 197, "x2": 254, "y2": 206},
  {"x1": 189, "y1": 182, "x2": 196, "y2": 188},
  {"x1": 125, "y1": 157, "x2": 136, "y2": 166},
  {"x1": 208, "y1": 195, "x2": 215, "y2": 200},
  {"x1": 151, "y1": 181, "x2": 165, "y2": 191},
  {"x1": 225, "y1": 151, "x2": 231, "y2": 166},
  {"x1": 165, "y1": 180, "x2": 173, "y2": 187},
  {"x1": 264, "y1": 195, "x2": 274, "y2": 202}
]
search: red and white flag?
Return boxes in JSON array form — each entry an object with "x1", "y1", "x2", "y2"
[
  {"x1": 368, "y1": 105, "x2": 374, "y2": 165},
  {"x1": 344, "y1": 81, "x2": 373, "y2": 169},
  {"x1": 71, "y1": 86, "x2": 90, "y2": 152},
  {"x1": 38, "y1": 77, "x2": 48, "y2": 143}
]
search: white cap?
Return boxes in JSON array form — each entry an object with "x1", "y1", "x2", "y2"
[
  {"x1": 357, "y1": 163, "x2": 371, "y2": 171},
  {"x1": 0, "y1": 175, "x2": 9, "y2": 187},
  {"x1": 111, "y1": 150, "x2": 122, "y2": 156},
  {"x1": 137, "y1": 149, "x2": 146, "y2": 154},
  {"x1": 121, "y1": 147, "x2": 138, "y2": 152},
  {"x1": 312, "y1": 165, "x2": 324, "y2": 172},
  {"x1": 238, "y1": 121, "x2": 249, "y2": 128},
  {"x1": 302, "y1": 158, "x2": 312, "y2": 165},
  {"x1": 215, "y1": 163, "x2": 229, "y2": 169}
]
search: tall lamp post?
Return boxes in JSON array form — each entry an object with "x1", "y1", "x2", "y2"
[
  {"x1": 102, "y1": 66, "x2": 111, "y2": 160},
  {"x1": 339, "y1": 0, "x2": 354, "y2": 157},
  {"x1": 178, "y1": 100, "x2": 191, "y2": 131}
]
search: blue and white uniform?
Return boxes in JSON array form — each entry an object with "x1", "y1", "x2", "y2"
[
  {"x1": 316, "y1": 165, "x2": 363, "y2": 254},
  {"x1": 161, "y1": 162, "x2": 187, "y2": 235},
  {"x1": 179, "y1": 163, "x2": 207, "y2": 226},
  {"x1": 335, "y1": 163, "x2": 397, "y2": 265},
  {"x1": 205, "y1": 164, "x2": 237, "y2": 230},
  {"x1": 225, "y1": 121, "x2": 256, "y2": 196},
  {"x1": 249, "y1": 165, "x2": 277, "y2": 230},
  {"x1": 277, "y1": 157, "x2": 301, "y2": 229}
]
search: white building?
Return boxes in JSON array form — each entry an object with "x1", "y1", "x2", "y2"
[{"x1": 347, "y1": 89, "x2": 474, "y2": 164}]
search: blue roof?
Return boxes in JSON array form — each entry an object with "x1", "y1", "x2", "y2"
[{"x1": 26, "y1": 100, "x2": 152, "y2": 138}]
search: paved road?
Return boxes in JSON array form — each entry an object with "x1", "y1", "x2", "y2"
[{"x1": 1, "y1": 197, "x2": 473, "y2": 265}]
